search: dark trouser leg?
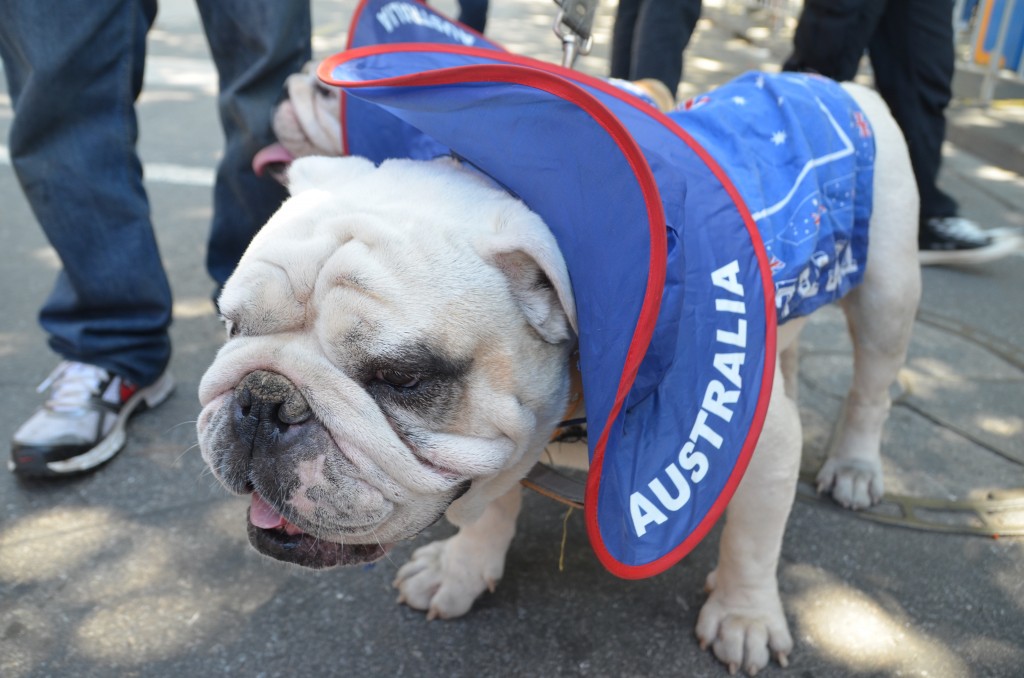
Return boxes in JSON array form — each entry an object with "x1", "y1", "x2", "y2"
[
  {"x1": 868, "y1": 0, "x2": 959, "y2": 222},
  {"x1": 195, "y1": 0, "x2": 312, "y2": 287},
  {"x1": 457, "y1": 0, "x2": 488, "y2": 33},
  {"x1": 782, "y1": 0, "x2": 887, "y2": 79},
  {"x1": 611, "y1": 0, "x2": 642, "y2": 82},
  {"x1": 611, "y1": 0, "x2": 702, "y2": 97}
]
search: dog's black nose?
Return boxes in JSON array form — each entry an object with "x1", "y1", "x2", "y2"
[{"x1": 234, "y1": 371, "x2": 312, "y2": 454}]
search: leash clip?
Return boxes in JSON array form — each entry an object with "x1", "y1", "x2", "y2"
[{"x1": 552, "y1": 0, "x2": 596, "y2": 69}]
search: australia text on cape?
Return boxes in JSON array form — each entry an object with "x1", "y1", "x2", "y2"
[
  {"x1": 375, "y1": 1, "x2": 476, "y2": 46},
  {"x1": 630, "y1": 260, "x2": 748, "y2": 538}
]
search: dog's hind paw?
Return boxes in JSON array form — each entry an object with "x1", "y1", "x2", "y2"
[
  {"x1": 393, "y1": 537, "x2": 502, "y2": 620},
  {"x1": 816, "y1": 458, "x2": 884, "y2": 509},
  {"x1": 696, "y1": 591, "x2": 792, "y2": 676}
]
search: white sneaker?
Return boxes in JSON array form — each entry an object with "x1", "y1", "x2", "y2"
[{"x1": 10, "y1": 361, "x2": 175, "y2": 477}]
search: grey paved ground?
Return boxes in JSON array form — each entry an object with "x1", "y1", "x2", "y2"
[{"x1": 1, "y1": 1, "x2": 1022, "y2": 677}]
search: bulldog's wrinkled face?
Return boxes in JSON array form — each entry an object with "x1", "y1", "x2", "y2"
[{"x1": 198, "y1": 156, "x2": 576, "y2": 569}]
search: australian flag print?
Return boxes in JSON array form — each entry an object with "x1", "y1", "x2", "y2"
[
  {"x1": 673, "y1": 72, "x2": 875, "y2": 321},
  {"x1": 319, "y1": 0, "x2": 875, "y2": 579}
]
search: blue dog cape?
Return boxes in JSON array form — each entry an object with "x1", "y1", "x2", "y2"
[{"x1": 320, "y1": 0, "x2": 874, "y2": 578}]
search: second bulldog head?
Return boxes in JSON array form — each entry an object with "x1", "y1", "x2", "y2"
[
  {"x1": 253, "y1": 63, "x2": 344, "y2": 182},
  {"x1": 197, "y1": 156, "x2": 577, "y2": 569},
  {"x1": 251, "y1": 61, "x2": 678, "y2": 184}
]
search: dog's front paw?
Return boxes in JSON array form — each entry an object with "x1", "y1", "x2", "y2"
[
  {"x1": 393, "y1": 537, "x2": 503, "y2": 620},
  {"x1": 696, "y1": 585, "x2": 793, "y2": 676},
  {"x1": 816, "y1": 457, "x2": 884, "y2": 509}
]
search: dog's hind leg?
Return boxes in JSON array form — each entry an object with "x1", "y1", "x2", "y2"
[
  {"x1": 819, "y1": 257, "x2": 919, "y2": 508},
  {"x1": 696, "y1": 361, "x2": 800, "y2": 675},
  {"x1": 393, "y1": 485, "x2": 522, "y2": 620},
  {"x1": 818, "y1": 84, "x2": 922, "y2": 510}
]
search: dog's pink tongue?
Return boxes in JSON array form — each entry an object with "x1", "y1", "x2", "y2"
[
  {"x1": 252, "y1": 142, "x2": 295, "y2": 177},
  {"x1": 250, "y1": 493, "x2": 286, "y2": 529},
  {"x1": 250, "y1": 493, "x2": 306, "y2": 535}
]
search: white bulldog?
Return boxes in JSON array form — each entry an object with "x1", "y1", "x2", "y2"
[{"x1": 199, "y1": 81, "x2": 921, "y2": 675}]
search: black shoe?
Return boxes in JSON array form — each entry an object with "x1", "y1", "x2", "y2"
[{"x1": 918, "y1": 217, "x2": 1022, "y2": 266}]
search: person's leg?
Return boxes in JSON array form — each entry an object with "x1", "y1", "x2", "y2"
[
  {"x1": 195, "y1": 0, "x2": 312, "y2": 288},
  {"x1": 457, "y1": 0, "x2": 489, "y2": 33},
  {"x1": 611, "y1": 0, "x2": 642, "y2": 82},
  {"x1": 868, "y1": 0, "x2": 958, "y2": 223},
  {"x1": 866, "y1": 0, "x2": 1024, "y2": 264},
  {"x1": 782, "y1": 0, "x2": 886, "y2": 80},
  {"x1": 0, "y1": 0, "x2": 171, "y2": 387},
  {"x1": 2, "y1": 0, "x2": 176, "y2": 476},
  {"x1": 871, "y1": 1, "x2": 1018, "y2": 263},
  {"x1": 623, "y1": 0, "x2": 702, "y2": 97}
]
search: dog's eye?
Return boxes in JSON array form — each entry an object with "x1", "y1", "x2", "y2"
[
  {"x1": 223, "y1": 319, "x2": 240, "y2": 339},
  {"x1": 374, "y1": 370, "x2": 420, "y2": 389},
  {"x1": 314, "y1": 83, "x2": 334, "y2": 98}
]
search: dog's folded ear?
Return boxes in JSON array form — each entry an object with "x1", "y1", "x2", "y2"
[
  {"x1": 286, "y1": 156, "x2": 376, "y2": 195},
  {"x1": 479, "y1": 206, "x2": 578, "y2": 345}
]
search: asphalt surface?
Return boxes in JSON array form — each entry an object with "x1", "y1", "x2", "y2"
[{"x1": 1, "y1": 1, "x2": 1023, "y2": 677}]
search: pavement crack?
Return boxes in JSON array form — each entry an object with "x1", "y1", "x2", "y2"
[
  {"x1": 798, "y1": 367, "x2": 1023, "y2": 467},
  {"x1": 916, "y1": 309, "x2": 1024, "y2": 370},
  {"x1": 893, "y1": 398, "x2": 1024, "y2": 467}
]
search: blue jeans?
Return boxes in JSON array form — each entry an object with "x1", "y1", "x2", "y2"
[{"x1": 0, "y1": 0, "x2": 311, "y2": 386}]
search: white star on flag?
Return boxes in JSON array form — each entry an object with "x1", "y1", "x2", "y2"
[
  {"x1": 732, "y1": 96, "x2": 747, "y2": 105},
  {"x1": 771, "y1": 130, "x2": 787, "y2": 145}
]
